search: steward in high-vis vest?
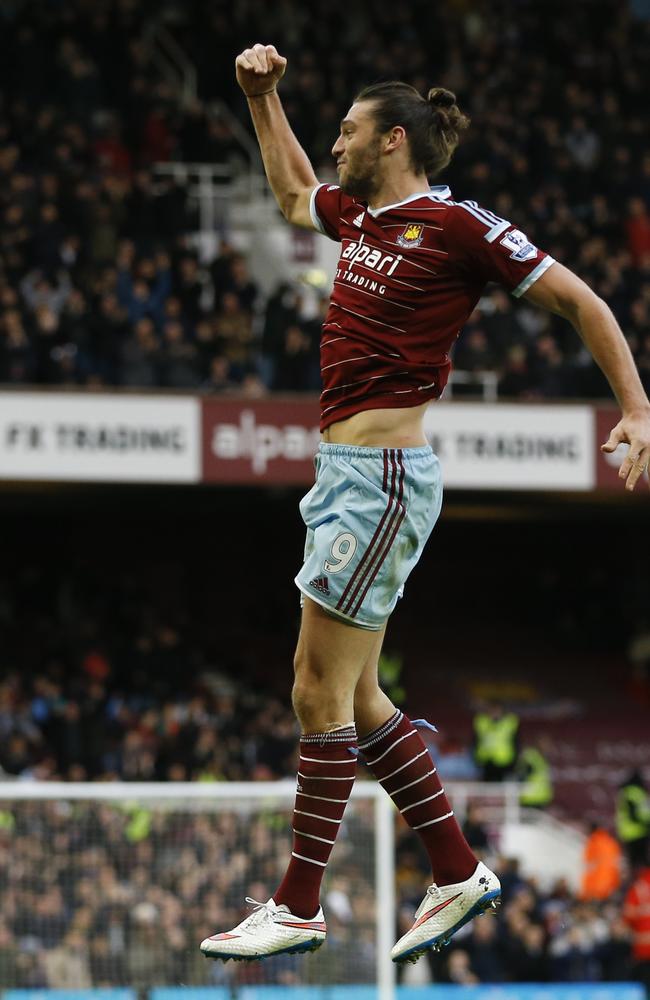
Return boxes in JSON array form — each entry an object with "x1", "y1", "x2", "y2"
[
  {"x1": 616, "y1": 770, "x2": 650, "y2": 869},
  {"x1": 472, "y1": 705, "x2": 519, "y2": 782},
  {"x1": 518, "y1": 745, "x2": 553, "y2": 808}
]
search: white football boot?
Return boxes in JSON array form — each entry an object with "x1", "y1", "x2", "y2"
[
  {"x1": 392, "y1": 861, "x2": 501, "y2": 964},
  {"x1": 200, "y1": 897, "x2": 326, "y2": 961}
]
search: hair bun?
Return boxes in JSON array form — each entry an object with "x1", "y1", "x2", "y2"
[{"x1": 427, "y1": 87, "x2": 457, "y2": 110}]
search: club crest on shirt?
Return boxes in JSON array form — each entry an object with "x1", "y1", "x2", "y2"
[{"x1": 396, "y1": 223, "x2": 424, "y2": 248}]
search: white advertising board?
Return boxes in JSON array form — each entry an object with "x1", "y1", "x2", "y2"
[
  {"x1": 0, "y1": 393, "x2": 200, "y2": 483},
  {"x1": 424, "y1": 403, "x2": 595, "y2": 490}
]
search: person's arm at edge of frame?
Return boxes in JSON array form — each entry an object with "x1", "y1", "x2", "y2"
[
  {"x1": 524, "y1": 261, "x2": 650, "y2": 492},
  {"x1": 236, "y1": 43, "x2": 318, "y2": 229}
]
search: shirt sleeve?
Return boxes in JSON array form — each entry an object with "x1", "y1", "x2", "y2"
[
  {"x1": 445, "y1": 201, "x2": 555, "y2": 297},
  {"x1": 309, "y1": 183, "x2": 352, "y2": 243}
]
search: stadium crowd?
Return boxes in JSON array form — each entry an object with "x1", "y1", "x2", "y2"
[
  {"x1": 0, "y1": 796, "x2": 645, "y2": 990},
  {"x1": 1, "y1": 552, "x2": 649, "y2": 990},
  {"x1": 0, "y1": 796, "x2": 376, "y2": 989},
  {"x1": 1, "y1": 0, "x2": 650, "y2": 398}
]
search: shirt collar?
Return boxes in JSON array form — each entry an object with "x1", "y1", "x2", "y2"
[{"x1": 367, "y1": 184, "x2": 452, "y2": 217}]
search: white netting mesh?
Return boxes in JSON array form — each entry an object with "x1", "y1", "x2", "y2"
[{"x1": 0, "y1": 785, "x2": 390, "y2": 993}]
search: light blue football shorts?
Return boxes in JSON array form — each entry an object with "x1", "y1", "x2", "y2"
[{"x1": 295, "y1": 443, "x2": 443, "y2": 630}]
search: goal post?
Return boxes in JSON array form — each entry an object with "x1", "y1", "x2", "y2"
[{"x1": 0, "y1": 781, "x2": 396, "y2": 1000}]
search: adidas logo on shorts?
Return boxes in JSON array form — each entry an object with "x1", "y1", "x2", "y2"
[{"x1": 309, "y1": 575, "x2": 330, "y2": 596}]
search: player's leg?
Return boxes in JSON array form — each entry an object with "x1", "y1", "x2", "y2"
[
  {"x1": 201, "y1": 597, "x2": 382, "y2": 961},
  {"x1": 354, "y1": 639, "x2": 501, "y2": 964},
  {"x1": 291, "y1": 595, "x2": 384, "y2": 731},
  {"x1": 355, "y1": 644, "x2": 476, "y2": 884},
  {"x1": 352, "y1": 625, "x2": 393, "y2": 736},
  {"x1": 272, "y1": 597, "x2": 384, "y2": 915}
]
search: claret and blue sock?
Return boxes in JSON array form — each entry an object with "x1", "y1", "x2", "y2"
[
  {"x1": 359, "y1": 709, "x2": 476, "y2": 885},
  {"x1": 273, "y1": 723, "x2": 358, "y2": 918}
]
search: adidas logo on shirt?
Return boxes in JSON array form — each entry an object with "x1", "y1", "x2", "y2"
[
  {"x1": 309, "y1": 575, "x2": 330, "y2": 595},
  {"x1": 352, "y1": 212, "x2": 365, "y2": 228}
]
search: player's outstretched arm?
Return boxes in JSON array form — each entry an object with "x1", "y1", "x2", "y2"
[
  {"x1": 236, "y1": 44, "x2": 318, "y2": 229},
  {"x1": 524, "y1": 262, "x2": 650, "y2": 491}
]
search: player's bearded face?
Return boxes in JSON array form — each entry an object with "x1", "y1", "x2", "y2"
[{"x1": 337, "y1": 134, "x2": 382, "y2": 201}]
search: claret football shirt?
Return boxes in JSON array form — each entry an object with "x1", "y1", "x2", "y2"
[{"x1": 309, "y1": 183, "x2": 554, "y2": 431}]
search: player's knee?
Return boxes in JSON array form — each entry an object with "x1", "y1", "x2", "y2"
[
  {"x1": 291, "y1": 677, "x2": 315, "y2": 722},
  {"x1": 292, "y1": 672, "x2": 327, "y2": 719},
  {"x1": 293, "y1": 645, "x2": 328, "y2": 685},
  {"x1": 353, "y1": 680, "x2": 378, "y2": 715},
  {"x1": 353, "y1": 681, "x2": 395, "y2": 735},
  {"x1": 292, "y1": 670, "x2": 348, "y2": 729}
]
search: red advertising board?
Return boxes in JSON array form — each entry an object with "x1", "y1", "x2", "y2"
[
  {"x1": 201, "y1": 397, "x2": 320, "y2": 484},
  {"x1": 201, "y1": 397, "x2": 601, "y2": 490},
  {"x1": 595, "y1": 405, "x2": 650, "y2": 492}
]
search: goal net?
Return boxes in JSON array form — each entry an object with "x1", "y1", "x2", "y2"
[{"x1": 0, "y1": 781, "x2": 395, "y2": 999}]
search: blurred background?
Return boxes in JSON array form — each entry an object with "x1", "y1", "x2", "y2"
[{"x1": 0, "y1": 1, "x2": 649, "y2": 998}]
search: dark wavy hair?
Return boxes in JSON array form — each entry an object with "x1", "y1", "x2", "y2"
[{"x1": 354, "y1": 81, "x2": 469, "y2": 177}]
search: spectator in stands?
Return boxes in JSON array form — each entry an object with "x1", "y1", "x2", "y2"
[
  {"x1": 272, "y1": 324, "x2": 316, "y2": 392},
  {"x1": 202, "y1": 354, "x2": 239, "y2": 393},
  {"x1": 20, "y1": 269, "x2": 71, "y2": 318},
  {"x1": 119, "y1": 317, "x2": 160, "y2": 387},
  {"x1": 617, "y1": 770, "x2": 650, "y2": 870},
  {"x1": 624, "y1": 864, "x2": 650, "y2": 997},
  {"x1": 472, "y1": 703, "x2": 520, "y2": 782},
  {"x1": 158, "y1": 320, "x2": 200, "y2": 388},
  {"x1": 0, "y1": 308, "x2": 33, "y2": 382},
  {"x1": 627, "y1": 198, "x2": 650, "y2": 266},
  {"x1": 498, "y1": 345, "x2": 536, "y2": 399},
  {"x1": 213, "y1": 291, "x2": 254, "y2": 373},
  {"x1": 0, "y1": 734, "x2": 36, "y2": 774},
  {"x1": 259, "y1": 281, "x2": 300, "y2": 387},
  {"x1": 44, "y1": 931, "x2": 92, "y2": 989},
  {"x1": 174, "y1": 254, "x2": 211, "y2": 325},
  {"x1": 508, "y1": 921, "x2": 549, "y2": 983},
  {"x1": 220, "y1": 253, "x2": 258, "y2": 313},
  {"x1": 580, "y1": 823, "x2": 623, "y2": 902},
  {"x1": 446, "y1": 949, "x2": 479, "y2": 985},
  {"x1": 453, "y1": 324, "x2": 498, "y2": 374},
  {"x1": 548, "y1": 901, "x2": 605, "y2": 982},
  {"x1": 461, "y1": 802, "x2": 490, "y2": 858},
  {"x1": 0, "y1": 922, "x2": 20, "y2": 989},
  {"x1": 518, "y1": 738, "x2": 554, "y2": 809},
  {"x1": 600, "y1": 911, "x2": 635, "y2": 982},
  {"x1": 529, "y1": 333, "x2": 571, "y2": 398},
  {"x1": 464, "y1": 915, "x2": 507, "y2": 982},
  {"x1": 116, "y1": 254, "x2": 172, "y2": 329},
  {"x1": 86, "y1": 292, "x2": 129, "y2": 384}
]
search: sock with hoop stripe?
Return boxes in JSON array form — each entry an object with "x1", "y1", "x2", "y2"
[
  {"x1": 359, "y1": 710, "x2": 476, "y2": 886},
  {"x1": 273, "y1": 724, "x2": 357, "y2": 918}
]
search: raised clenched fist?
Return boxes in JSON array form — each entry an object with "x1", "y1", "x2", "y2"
[{"x1": 235, "y1": 43, "x2": 287, "y2": 97}]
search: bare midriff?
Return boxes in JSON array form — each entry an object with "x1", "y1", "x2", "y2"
[{"x1": 321, "y1": 401, "x2": 430, "y2": 449}]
